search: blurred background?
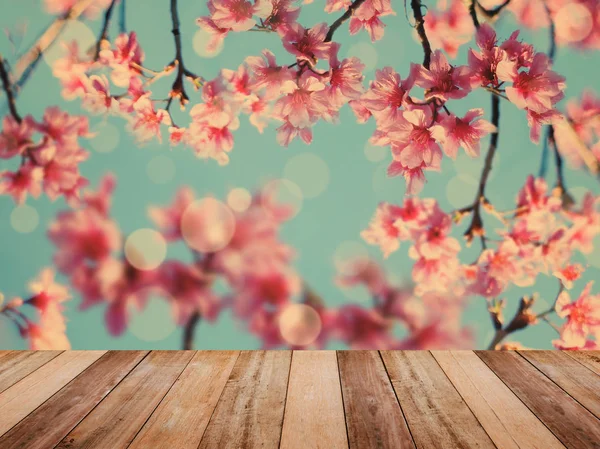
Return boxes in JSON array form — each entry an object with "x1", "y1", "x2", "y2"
[{"x1": 0, "y1": 0, "x2": 599, "y2": 349}]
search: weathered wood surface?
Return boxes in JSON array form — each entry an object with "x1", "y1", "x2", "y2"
[{"x1": 0, "y1": 350, "x2": 598, "y2": 449}]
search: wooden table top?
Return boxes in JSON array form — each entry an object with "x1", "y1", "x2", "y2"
[{"x1": 0, "y1": 350, "x2": 598, "y2": 448}]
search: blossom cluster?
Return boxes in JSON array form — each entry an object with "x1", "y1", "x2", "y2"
[
  {"x1": 0, "y1": 269, "x2": 71, "y2": 349},
  {"x1": 424, "y1": 0, "x2": 600, "y2": 59},
  {"x1": 350, "y1": 23, "x2": 565, "y2": 192},
  {"x1": 51, "y1": 9, "x2": 565, "y2": 195},
  {"x1": 362, "y1": 175, "x2": 600, "y2": 349},
  {"x1": 0, "y1": 108, "x2": 90, "y2": 204},
  {"x1": 43, "y1": 175, "x2": 473, "y2": 349}
]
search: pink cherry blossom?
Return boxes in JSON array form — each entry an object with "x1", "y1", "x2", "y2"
[
  {"x1": 500, "y1": 53, "x2": 566, "y2": 114},
  {"x1": 245, "y1": 50, "x2": 295, "y2": 99},
  {"x1": 281, "y1": 23, "x2": 332, "y2": 65},
  {"x1": 388, "y1": 107, "x2": 442, "y2": 170},
  {"x1": 414, "y1": 50, "x2": 472, "y2": 101},
  {"x1": 209, "y1": 0, "x2": 272, "y2": 32},
  {"x1": 130, "y1": 96, "x2": 171, "y2": 143},
  {"x1": 555, "y1": 282, "x2": 600, "y2": 348},
  {"x1": 0, "y1": 115, "x2": 34, "y2": 159},
  {"x1": 0, "y1": 163, "x2": 44, "y2": 204},
  {"x1": 431, "y1": 108, "x2": 497, "y2": 158}
]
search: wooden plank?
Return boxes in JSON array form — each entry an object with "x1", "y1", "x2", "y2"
[
  {"x1": 129, "y1": 351, "x2": 239, "y2": 449},
  {"x1": 0, "y1": 351, "x2": 61, "y2": 393},
  {"x1": 0, "y1": 351, "x2": 147, "y2": 449},
  {"x1": 519, "y1": 350, "x2": 600, "y2": 419},
  {"x1": 280, "y1": 351, "x2": 348, "y2": 449},
  {"x1": 381, "y1": 351, "x2": 494, "y2": 449},
  {"x1": 432, "y1": 351, "x2": 565, "y2": 449},
  {"x1": 0, "y1": 351, "x2": 105, "y2": 436},
  {"x1": 565, "y1": 351, "x2": 600, "y2": 376},
  {"x1": 477, "y1": 350, "x2": 600, "y2": 449},
  {"x1": 338, "y1": 351, "x2": 414, "y2": 449},
  {"x1": 198, "y1": 350, "x2": 291, "y2": 449},
  {"x1": 56, "y1": 350, "x2": 194, "y2": 449}
]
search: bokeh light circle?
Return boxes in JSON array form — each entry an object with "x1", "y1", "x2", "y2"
[
  {"x1": 346, "y1": 42, "x2": 378, "y2": 71},
  {"x1": 90, "y1": 122, "x2": 120, "y2": 153},
  {"x1": 262, "y1": 179, "x2": 303, "y2": 218},
  {"x1": 10, "y1": 204, "x2": 39, "y2": 234},
  {"x1": 555, "y1": 4, "x2": 593, "y2": 43},
  {"x1": 125, "y1": 229, "x2": 167, "y2": 271},
  {"x1": 283, "y1": 153, "x2": 330, "y2": 199},
  {"x1": 446, "y1": 175, "x2": 477, "y2": 209},
  {"x1": 147, "y1": 155, "x2": 176, "y2": 184},
  {"x1": 128, "y1": 291, "x2": 176, "y2": 341},
  {"x1": 279, "y1": 303, "x2": 322, "y2": 346},
  {"x1": 44, "y1": 20, "x2": 95, "y2": 66},
  {"x1": 227, "y1": 187, "x2": 252, "y2": 213},
  {"x1": 193, "y1": 28, "x2": 224, "y2": 58},
  {"x1": 364, "y1": 142, "x2": 388, "y2": 162},
  {"x1": 181, "y1": 198, "x2": 236, "y2": 252}
]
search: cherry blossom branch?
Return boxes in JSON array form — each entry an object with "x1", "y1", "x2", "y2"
[
  {"x1": 182, "y1": 311, "x2": 201, "y2": 350},
  {"x1": 0, "y1": 55, "x2": 21, "y2": 122},
  {"x1": 486, "y1": 283, "x2": 563, "y2": 349},
  {"x1": 94, "y1": 0, "x2": 118, "y2": 59},
  {"x1": 325, "y1": 0, "x2": 368, "y2": 42},
  {"x1": 13, "y1": 0, "x2": 96, "y2": 91},
  {"x1": 410, "y1": 0, "x2": 432, "y2": 69},
  {"x1": 462, "y1": 94, "x2": 500, "y2": 246},
  {"x1": 168, "y1": 0, "x2": 202, "y2": 108}
]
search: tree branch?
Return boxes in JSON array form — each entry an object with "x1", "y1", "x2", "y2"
[
  {"x1": 325, "y1": 0, "x2": 368, "y2": 42},
  {"x1": 0, "y1": 56, "x2": 22, "y2": 122},
  {"x1": 410, "y1": 0, "x2": 432, "y2": 69},
  {"x1": 13, "y1": 0, "x2": 96, "y2": 90},
  {"x1": 182, "y1": 311, "x2": 201, "y2": 350}
]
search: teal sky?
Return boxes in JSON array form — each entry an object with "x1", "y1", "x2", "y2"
[{"x1": 1, "y1": 0, "x2": 599, "y2": 349}]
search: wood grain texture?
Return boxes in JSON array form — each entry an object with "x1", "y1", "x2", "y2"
[
  {"x1": 519, "y1": 350, "x2": 600, "y2": 419},
  {"x1": 338, "y1": 351, "x2": 414, "y2": 449},
  {"x1": 477, "y1": 350, "x2": 600, "y2": 449},
  {"x1": 56, "y1": 350, "x2": 194, "y2": 449},
  {"x1": 0, "y1": 351, "x2": 61, "y2": 393},
  {"x1": 0, "y1": 351, "x2": 147, "y2": 449},
  {"x1": 129, "y1": 351, "x2": 239, "y2": 449},
  {"x1": 381, "y1": 351, "x2": 494, "y2": 449},
  {"x1": 565, "y1": 350, "x2": 600, "y2": 376},
  {"x1": 432, "y1": 351, "x2": 565, "y2": 449},
  {"x1": 0, "y1": 351, "x2": 105, "y2": 436},
  {"x1": 198, "y1": 350, "x2": 292, "y2": 449},
  {"x1": 280, "y1": 351, "x2": 348, "y2": 449}
]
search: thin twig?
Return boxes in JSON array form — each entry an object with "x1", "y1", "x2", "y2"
[
  {"x1": 464, "y1": 95, "x2": 500, "y2": 245},
  {"x1": 94, "y1": 0, "x2": 118, "y2": 59},
  {"x1": 325, "y1": 0, "x2": 368, "y2": 42},
  {"x1": 182, "y1": 311, "x2": 201, "y2": 350},
  {"x1": 410, "y1": 0, "x2": 432, "y2": 69},
  {"x1": 0, "y1": 55, "x2": 22, "y2": 122},
  {"x1": 477, "y1": 0, "x2": 511, "y2": 18},
  {"x1": 119, "y1": 0, "x2": 127, "y2": 33},
  {"x1": 168, "y1": 0, "x2": 202, "y2": 107}
]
